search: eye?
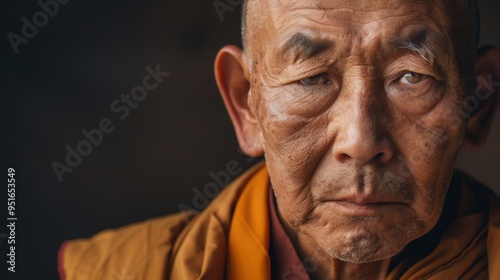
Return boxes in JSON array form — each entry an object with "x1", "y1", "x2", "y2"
[
  {"x1": 399, "y1": 72, "x2": 427, "y2": 84},
  {"x1": 300, "y1": 73, "x2": 331, "y2": 86}
]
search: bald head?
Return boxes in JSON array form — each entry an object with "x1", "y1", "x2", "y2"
[{"x1": 241, "y1": 0, "x2": 480, "y2": 60}]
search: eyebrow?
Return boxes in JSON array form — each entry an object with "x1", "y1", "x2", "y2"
[
  {"x1": 388, "y1": 29, "x2": 445, "y2": 66},
  {"x1": 277, "y1": 32, "x2": 333, "y2": 63}
]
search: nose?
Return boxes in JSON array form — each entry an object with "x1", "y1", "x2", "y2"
[{"x1": 332, "y1": 93, "x2": 394, "y2": 165}]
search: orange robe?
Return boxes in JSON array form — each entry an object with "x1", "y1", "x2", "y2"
[{"x1": 59, "y1": 163, "x2": 500, "y2": 279}]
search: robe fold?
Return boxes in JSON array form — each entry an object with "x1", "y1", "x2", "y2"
[{"x1": 59, "y1": 163, "x2": 500, "y2": 279}]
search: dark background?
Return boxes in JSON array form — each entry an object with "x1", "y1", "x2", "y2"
[{"x1": 1, "y1": 0, "x2": 499, "y2": 279}]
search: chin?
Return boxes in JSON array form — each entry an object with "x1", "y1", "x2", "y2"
[
  {"x1": 323, "y1": 231, "x2": 405, "y2": 263},
  {"x1": 311, "y1": 219, "x2": 425, "y2": 263}
]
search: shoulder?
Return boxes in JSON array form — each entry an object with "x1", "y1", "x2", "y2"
[
  {"x1": 475, "y1": 178, "x2": 500, "y2": 277},
  {"x1": 58, "y1": 212, "x2": 196, "y2": 280},
  {"x1": 58, "y1": 162, "x2": 268, "y2": 280},
  {"x1": 58, "y1": 163, "x2": 267, "y2": 280},
  {"x1": 458, "y1": 171, "x2": 500, "y2": 277},
  {"x1": 478, "y1": 180, "x2": 500, "y2": 278}
]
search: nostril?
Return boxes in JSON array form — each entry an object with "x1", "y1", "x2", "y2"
[
  {"x1": 374, "y1": 150, "x2": 393, "y2": 163},
  {"x1": 332, "y1": 125, "x2": 395, "y2": 164},
  {"x1": 334, "y1": 144, "x2": 394, "y2": 164},
  {"x1": 337, "y1": 153, "x2": 352, "y2": 163},
  {"x1": 375, "y1": 152, "x2": 385, "y2": 160}
]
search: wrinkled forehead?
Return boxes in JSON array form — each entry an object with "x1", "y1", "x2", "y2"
[
  {"x1": 243, "y1": 0, "x2": 477, "y2": 65},
  {"x1": 246, "y1": 0, "x2": 456, "y2": 57}
]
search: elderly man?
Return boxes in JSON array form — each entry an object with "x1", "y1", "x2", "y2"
[{"x1": 59, "y1": 0, "x2": 500, "y2": 279}]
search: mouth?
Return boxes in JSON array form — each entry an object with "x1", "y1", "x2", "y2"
[{"x1": 322, "y1": 199, "x2": 407, "y2": 216}]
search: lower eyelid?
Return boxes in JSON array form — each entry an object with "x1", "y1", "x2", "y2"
[{"x1": 396, "y1": 79, "x2": 436, "y2": 93}]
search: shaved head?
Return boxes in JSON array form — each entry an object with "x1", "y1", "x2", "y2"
[
  {"x1": 241, "y1": 0, "x2": 480, "y2": 56},
  {"x1": 240, "y1": 0, "x2": 481, "y2": 95}
]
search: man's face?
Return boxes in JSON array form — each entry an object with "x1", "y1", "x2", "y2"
[{"x1": 247, "y1": 0, "x2": 468, "y2": 262}]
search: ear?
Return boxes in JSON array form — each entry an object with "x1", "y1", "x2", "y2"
[
  {"x1": 214, "y1": 45, "x2": 264, "y2": 157},
  {"x1": 462, "y1": 46, "x2": 500, "y2": 150}
]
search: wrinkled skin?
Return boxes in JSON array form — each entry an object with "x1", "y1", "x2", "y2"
[{"x1": 215, "y1": 0, "x2": 499, "y2": 278}]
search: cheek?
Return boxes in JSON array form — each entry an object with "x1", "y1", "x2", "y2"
[
  {"x1": 407, "y1": 101, "x2": 465, "y2": 175},
  {"x1": 263, "y1": 116, "x2": 329, "y2": 224},
  {"x1": 255, "y1": 88, "x2": 336, "y2": 223},
  {"x1": 257, "y1": 88, "x2": 334, "y2": 187},
  {"x1": 396, "y1": 95, "x2": 466, "y2": 222}
]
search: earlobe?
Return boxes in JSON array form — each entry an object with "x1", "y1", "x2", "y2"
[
  {"x1": 463, "y1": 46, "x2": 500, "y2": 150},
  {"x1": 214, "y1": 45, "x2": 264, "y2": 157}
]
